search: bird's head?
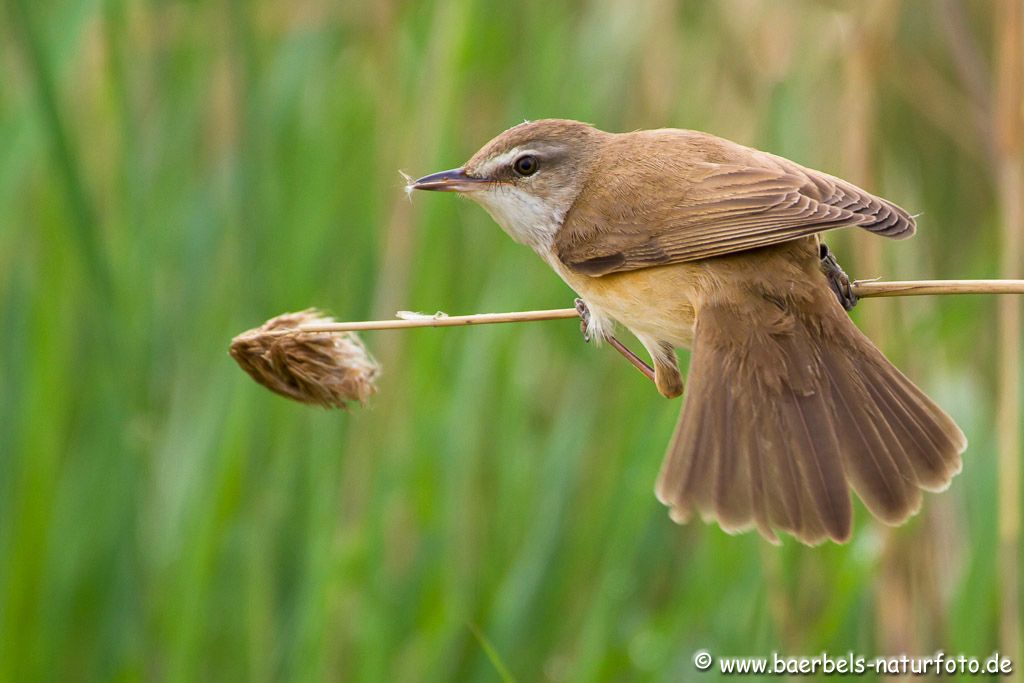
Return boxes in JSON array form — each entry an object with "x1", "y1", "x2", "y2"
[{"x1": 410, "y1": 119, "x2": 602, "y2": 250}]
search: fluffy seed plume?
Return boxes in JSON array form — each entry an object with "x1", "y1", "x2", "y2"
[
  {"x1": 399, "y1": 170, "x2": 415, "y2": 200},
  {"x1": 229, "y1": 310, "x2": 379, "y2": 409}
]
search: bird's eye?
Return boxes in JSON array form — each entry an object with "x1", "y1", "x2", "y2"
[{"x1": 512, "y1": 155, "x2": 539, "y2": 177}]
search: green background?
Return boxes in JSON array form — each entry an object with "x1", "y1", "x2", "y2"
[{"x1": 1, "y1": 1, "x2": 1020, "y2": 681}]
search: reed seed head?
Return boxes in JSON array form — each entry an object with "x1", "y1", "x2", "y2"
[{"x1": 230, "y1": 310, "x2": 379, "y2": 409}]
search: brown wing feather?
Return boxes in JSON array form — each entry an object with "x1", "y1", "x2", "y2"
[{"x1": 556, "y1": 135, "x2": 915, "y2": 277}]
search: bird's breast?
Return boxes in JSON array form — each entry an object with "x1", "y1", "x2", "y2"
[{"x1": 542, "y1": 253, "x2": 700, "y2": 348}]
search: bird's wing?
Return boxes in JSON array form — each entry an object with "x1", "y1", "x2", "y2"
[{"x1": 555, "y1": 160, "x2": 915, "y2": 277}]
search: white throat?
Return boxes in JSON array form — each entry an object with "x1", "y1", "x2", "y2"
[{"x1": 471, "y1": 186, "x2": 567, "y2": 253}]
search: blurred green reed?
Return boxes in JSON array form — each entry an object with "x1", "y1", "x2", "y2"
[{"x1": 0, "y1": 1, "x2": 1018, "y2": 681}]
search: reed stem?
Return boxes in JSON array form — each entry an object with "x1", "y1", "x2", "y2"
[
  {"x1": 994, "y1": 0, "x2": 1022, "y2": 674},
  {"x1": 285, "y1": 279, "x2": 1024, "y2": 334}
]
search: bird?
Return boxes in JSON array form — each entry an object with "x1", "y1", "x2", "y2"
[{"x1": 410, "y1": 119, "x2": 966, "y2": 545}]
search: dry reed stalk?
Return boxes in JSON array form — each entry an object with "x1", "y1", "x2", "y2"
[
  {"x1": 229, "y1": 279, "x2": 1024, "y2": 408},
  {"x1": 852, "y1": 279, "x2": 1024, "y2": 297},
  {"x1": 274, "y1": 279, "x2": 1024, "y2": 334},
  {"x1": 229, "y1": 310, "x2": 379, "y2": 409},
  {"x1": 994, "y1": 0, "x2": 1022, "y2": 675},
  {"x1": 843, "y1": 0, "x2": 890, "y2": 346}
]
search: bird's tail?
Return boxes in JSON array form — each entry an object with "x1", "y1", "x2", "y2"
[{"x1": 655, "y1": 289, "x2": 966, "y2": 545}]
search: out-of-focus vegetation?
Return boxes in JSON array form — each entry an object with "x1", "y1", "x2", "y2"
[{"x1": 1, "y1": 1, "x2": 1020, "y2": 681}]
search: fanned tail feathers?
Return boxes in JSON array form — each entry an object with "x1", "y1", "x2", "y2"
[{"x1": 655, "y1": 292, "x2": 965, "y2": 545}]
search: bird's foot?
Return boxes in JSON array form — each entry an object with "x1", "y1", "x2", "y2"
[
  {"x1": 574, "y1": 297, "x2": 592, "y2": 342},
  {"x1": 575, "y1": 297, "x2": 657, "y2": 385},
  {"x1": 820, "y1": 243, "x2": 858, "y2": 311}
]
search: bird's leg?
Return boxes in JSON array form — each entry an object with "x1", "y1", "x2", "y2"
[
  {"x1": 819, "y1": 243, "x2": 858, "y2": 311},
  {"x1": 607, "y1": 336, "x2": 657, "y2": 384},
  {"x1": 575, "y1": 298, "x2": 656, "y2": 384}
]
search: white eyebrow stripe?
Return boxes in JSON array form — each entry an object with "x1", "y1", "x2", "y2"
[{"x1": 479, "y1": 148, "x2": 541, "y2": 177}]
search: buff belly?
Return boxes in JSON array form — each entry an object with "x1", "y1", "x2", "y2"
[
  {"x1": 544, "y1": 236, "x2": 827, "y2": 352},
  {"x1": 549, "y1": 259, "x2": 701, "y2": 349}
]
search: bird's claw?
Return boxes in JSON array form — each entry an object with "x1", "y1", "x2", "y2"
[
  {"x1": 820, "y1": 244, "x2": 858, "y2": 311},
  {"x1": 574, "y1": 297, "x2": 591, "y2": 343}
]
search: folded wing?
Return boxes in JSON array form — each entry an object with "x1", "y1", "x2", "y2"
[{"x1": 556, "y1": 160, "x2": 915, "y2": 277}]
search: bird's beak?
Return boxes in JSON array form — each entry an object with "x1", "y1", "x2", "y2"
[{"x1": 409, "y1": 167, "x2": 488, "y2": 192}]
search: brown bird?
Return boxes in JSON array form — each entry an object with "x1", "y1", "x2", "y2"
[{"x1": 411, "y1": 119, "x2": 965, "y2": 545}]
